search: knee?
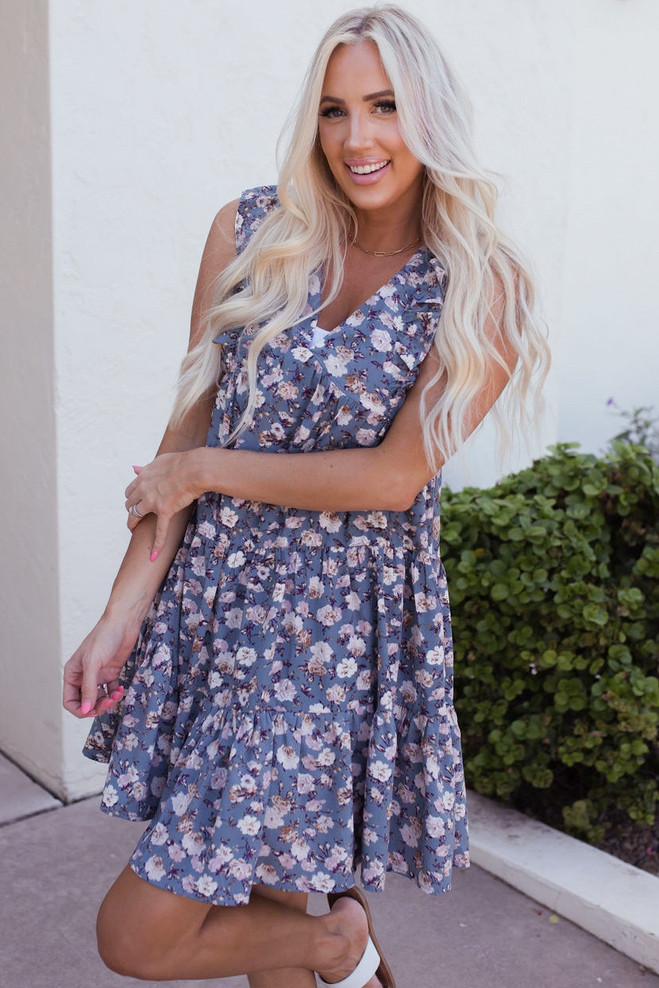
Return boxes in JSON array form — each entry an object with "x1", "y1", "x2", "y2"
[
  {"x1": 96, "y1": 894, "x2": 162, "y2": 980},
  {"x1": 96, "y1": 895, "x2": 135, "y2": 976}
]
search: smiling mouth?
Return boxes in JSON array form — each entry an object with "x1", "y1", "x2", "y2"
[{"x1": 347, "y1": 160, "x2": 391, "y2": 175}]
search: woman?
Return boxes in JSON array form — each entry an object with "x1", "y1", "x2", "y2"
[{"x1": 63, "y1": 6, "x2": 548, "y2": 987}]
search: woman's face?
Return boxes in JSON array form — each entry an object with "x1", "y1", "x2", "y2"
[{"x1": 317, "y1": 41, "x2": 424, "y2": 220}]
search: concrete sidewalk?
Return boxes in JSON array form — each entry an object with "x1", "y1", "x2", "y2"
[{"x1": 0, "y1": 756, "x2": 657, "y2": 988}]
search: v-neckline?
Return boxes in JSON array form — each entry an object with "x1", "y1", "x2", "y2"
[{"x1": 313, "y1": 247, "x2": 429, "y2": 337}]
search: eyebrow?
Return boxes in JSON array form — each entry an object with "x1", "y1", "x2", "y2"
[{"x1": 319, "y1": 89, "x2": 394, "y2": 105}]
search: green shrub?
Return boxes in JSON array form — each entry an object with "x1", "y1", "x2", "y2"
[{"x1": 443, "y1": 441, "x2": 659, "y2": 843}]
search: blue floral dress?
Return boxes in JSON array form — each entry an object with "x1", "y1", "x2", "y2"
[{"x1": 84, "y1": 186, "x2": 470, "y2": 906}]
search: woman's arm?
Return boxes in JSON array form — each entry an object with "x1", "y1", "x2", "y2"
[
  {"x1": 125, "y1": 283, "x2": 516, "y2": 558},
  {"x1": 62, "y1": 199, "x2": 240, "y2": 719}
]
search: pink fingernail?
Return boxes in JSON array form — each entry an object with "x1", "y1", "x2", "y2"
[
  {"x1": 150, "y1": 550, "x2": 159, "y2": 562},
  {"x1": 132, "y1": 465, "x2": 142, "y2": 473},
  {"x1": 80, "y1": 701, "x2": 92, "y2": 715},
  {"x1": 110, "y1": 689, "x2": 123, "y2": 700}
]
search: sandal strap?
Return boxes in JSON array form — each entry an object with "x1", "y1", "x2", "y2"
[{"x1": 320, "y1": 935, "x2": 381, "y2": 988}]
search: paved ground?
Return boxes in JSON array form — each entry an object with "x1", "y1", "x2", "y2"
[{"x1": 1, "y1": 755, "x2": 657, "y2": 988}]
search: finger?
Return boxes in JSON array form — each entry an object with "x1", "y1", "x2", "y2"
[
  {"x1": 98, "y1": 692, "x2": 122, "y2": 713},
  {"x1": 80, "y1": 667, "x2": 100, "y2": 716},
  {"x1": 103, "y1": 680, "x2": 124, "y2": 704},
  {"x1": 63, "y1": 678, "x2": 83, "y2": 715},
  {"x1": 94, "y1": 679, "x2": 124, "y2": 712},
  {"x1": 63, "y1": 666, "x2": 86, "y2": 715},
  {"x1": 150, "y1": 515, "x2": 170, "y2": 563},
  {"x1": 126, "y1": 502, "x2": 148, "y2": 529},
  {"x1": 63, "y1": 698, "x2": 86, "y2": 718},
  {"x1": 124, "y1": 469, "x2": 143, "y2": 499}
]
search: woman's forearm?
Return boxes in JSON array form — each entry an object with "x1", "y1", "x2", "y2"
[
  {"x1": 103, "y1": 508, "x2": 192, "y2": 631},
  {"x1": 191, "y1": 444, "x2": 414, "y2": 513}
]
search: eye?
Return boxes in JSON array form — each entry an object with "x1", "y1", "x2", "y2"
[
  {"x1": 373, "y1": 99, "x2": 397, "y2": 115},
  {"x1": 319, "y1": 105, "x2": 345, "y2": 119}
]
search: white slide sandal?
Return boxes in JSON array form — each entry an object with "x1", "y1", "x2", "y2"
[
  {"x1": 319, "y1": 886, "x2": 396, "y2": 988},
  {"x1": 319, "y1": 935, "x2": 381, "y2": 988}
]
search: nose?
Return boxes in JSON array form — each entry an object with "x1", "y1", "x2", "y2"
[{"x1": 345, "y1": 109, "x2": 375, "y2": 153}]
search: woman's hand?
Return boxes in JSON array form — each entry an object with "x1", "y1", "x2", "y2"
[
  {"x1": 124, "y1": 450, "x2": 203, "y2": 561},
  {"x1": 63, "y1": 617, "x2": 139, "y2": 719},
  {"x1": 64, "y1": 453, "x2": 204, "y2": 720}
]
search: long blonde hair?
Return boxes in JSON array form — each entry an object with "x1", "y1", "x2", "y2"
[{"x1": 171, "y1": 5, "x2": 549, "y2": 468}]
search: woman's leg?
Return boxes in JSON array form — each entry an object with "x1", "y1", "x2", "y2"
[
  {"x1": 247, "y1": 885, "x2": 315, "y2": 988},
  {"x1": 96, "y1": 865, "x2": 382, "y2": 985}
]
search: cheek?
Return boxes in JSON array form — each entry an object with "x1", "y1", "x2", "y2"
[
  {"x1": 385, "y1": 126, "x2": 420, "y2": 170},
  {"x1": 382, "y1": 118, "x2": 405, "y2": 146},
  {"x1": 318, "y1": 125, "x2": 336, "y2": 158},
  {"x1": 319, "y1": 136, "x2": 344, "y2": 180},
  {"x1": 398, "y1": 145, "x2": 423, "y2": 180}
]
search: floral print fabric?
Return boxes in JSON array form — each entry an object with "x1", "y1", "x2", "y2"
[{"x1": 84, "y1": 186, "x2": 470, "y2": 906}]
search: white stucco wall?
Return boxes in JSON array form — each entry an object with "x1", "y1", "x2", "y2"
[
  {"x1": 1, "y1": 0, "x2": 657, "y2": 799},
  {"x1": 559, "y1": 0, "x2": 659, "y2": 450},
  {"x1": 0, "y1": 1, "x2": 64, "y2": 789}
]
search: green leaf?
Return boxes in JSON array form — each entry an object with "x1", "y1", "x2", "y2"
[{"x1": 582, "y1": 603, "x2": 608, "y2": 627}]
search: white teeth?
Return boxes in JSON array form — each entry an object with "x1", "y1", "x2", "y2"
[{"x1": 348, "y1": 161, "x2": 390, "y2": 175}]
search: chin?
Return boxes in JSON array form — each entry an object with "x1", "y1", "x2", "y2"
[{"x1": 346, "y1": 186, "x2": 411, "y2": 214}]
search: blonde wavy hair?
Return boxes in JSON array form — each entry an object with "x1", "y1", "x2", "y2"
[{"x1": 171, "y1": 4, "x2": 549, "y2": 469}]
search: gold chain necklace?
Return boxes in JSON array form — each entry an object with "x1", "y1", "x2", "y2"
[{"x1": 351, "y1": 236, "x2": 422, "y2": 258}]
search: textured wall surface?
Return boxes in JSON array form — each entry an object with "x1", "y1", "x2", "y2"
[
  {"x1": 0, "y1": 1, "x2": 64, "y2": 790},
  {"x1": 1, "y1": 0, "x2": 657, "y2": 798},
  {"x1": 559, "y1": 0, "x2": 659, "y2": 447}
]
